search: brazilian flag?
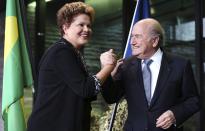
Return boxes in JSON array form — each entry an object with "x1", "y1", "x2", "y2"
[{"x1": 2, "y1": 0, "x2": 33, "y2": 131}]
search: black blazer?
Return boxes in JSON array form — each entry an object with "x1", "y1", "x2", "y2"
[
  {"x1": 27, "y1": 38, "x2": 97, "y2": 131},
  {"x1": 102, "y1": 52, "x2": 199, "y2": 131}
]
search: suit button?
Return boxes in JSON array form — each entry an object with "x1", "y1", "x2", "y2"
[{"x1": 145, "y1": 127, "x2": 148, "y2": 130}]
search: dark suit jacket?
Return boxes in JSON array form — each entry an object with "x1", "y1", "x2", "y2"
[
  {"x1": 102, "y1": 52, "x2": 199, "y2": 131},
  {"x1": 27, "y1": 38, "x2": 97, "y2": 131}
]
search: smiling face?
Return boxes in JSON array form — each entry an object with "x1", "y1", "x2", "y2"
[
  {"x1": 130, "y1": 20, "x2": 159, "y2": 59},
  {"x1": 63, "y1": 14, "x2": 92, "y2": 49}
]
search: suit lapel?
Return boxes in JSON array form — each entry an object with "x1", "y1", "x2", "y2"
[
  {"x1": 130, "y1": 58, "x2": 149, "y2": 106},
  {"x1": 130, "y1": 58, "x2": 143, "y2": 88},
  {"x1": 150, "y1": 53, "x2": 172, "y2": 107}
]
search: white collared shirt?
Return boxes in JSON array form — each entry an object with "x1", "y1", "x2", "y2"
[{"x1": 142, "y1": 48, "x2": 163, "y2": 98}]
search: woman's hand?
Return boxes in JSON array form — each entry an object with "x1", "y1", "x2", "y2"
[{"x1": 100, "y1": 49, "x2": 117, "y2": 69}]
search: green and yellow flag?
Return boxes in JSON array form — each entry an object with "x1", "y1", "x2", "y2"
[{"x1": 2, "y1": 0, "x2": 33, "y2": 131}]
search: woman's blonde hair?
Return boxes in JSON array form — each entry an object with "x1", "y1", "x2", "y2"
[{"x1": 56, "y1": 2, "x2": 95, "y2": 35}]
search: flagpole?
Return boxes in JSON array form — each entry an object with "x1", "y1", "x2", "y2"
[
  {"x1": 19, "y1": 0, "x2": 37, "y2": 98},
  {"x1": 108, "y1": 103, "x2": 119, "y2": 131},
  {"x1": 108, "y1": 1, "x2": 140, "y2": 130},
  {"x1": 123, "y1": 0, "x2": 140, "y2": 58}
]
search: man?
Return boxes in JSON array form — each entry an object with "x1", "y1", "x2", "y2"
[{"x1": 100, "y1": 18, "x2": 199, "y2": 131}]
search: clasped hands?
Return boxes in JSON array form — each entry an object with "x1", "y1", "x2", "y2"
[
  {"x1": 100, "y1": 49, "x2": 124, "y2": 76},
  {"x1": 100, "y1": 49, "x2": 117, "y2": 69}
]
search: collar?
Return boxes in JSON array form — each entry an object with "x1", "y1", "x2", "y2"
[
  {"x1": 142, "y1": 48, "x2": 163, "y2": 65},
  {"x1": 150, "y1": 48, "x2": 163, "y2": 64}
]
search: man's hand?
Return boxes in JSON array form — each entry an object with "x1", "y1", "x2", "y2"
[
  {"x1": 156, "y1": 110, "x2": 176, "y2": 129},
  {"x1": 111, "y1": 58, "x2": 123, "y2": 77}
]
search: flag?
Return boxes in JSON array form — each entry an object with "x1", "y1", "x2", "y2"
[
  {"x1": 123, "y1": 0, "x2": 150, "y2": 58},
  {"x1": 2, "y1": 0, "x2": 33, "y2": 131}
]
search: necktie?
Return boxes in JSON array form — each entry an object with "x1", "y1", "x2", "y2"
[{"x1": 142, "y1": 59, "x2": 153, "y2": 105}]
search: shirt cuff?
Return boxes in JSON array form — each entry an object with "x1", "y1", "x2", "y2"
[{"x1": 92, "y1": 75, "x2": 102, "y2": 94}]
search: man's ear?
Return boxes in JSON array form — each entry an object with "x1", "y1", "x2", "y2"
[{"x1": 152, "y1": 36, "x2": 160, "y2": 48}]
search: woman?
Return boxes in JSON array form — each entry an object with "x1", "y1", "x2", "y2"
[{"x1": 27, "y1": 2, "x2": 116, "y2": 131}]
